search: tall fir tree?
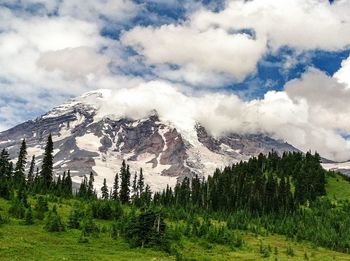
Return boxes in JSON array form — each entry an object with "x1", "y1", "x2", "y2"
[
  {"x1": 119, "y1": 160, "x2": 131, "y2": 204},
  {"x1": 138, "y1": 168, "x2": 144, "y2": 195},
  {"x1": 14, "y1": 139, "x2": 27, "y2": 186},
  {"x1": 101, "y1": 178, "x2": 109, "y2": 199},
  {"x1": 87, "y1": 172, "x2": 95, "y2": 199},
  {"x1": 27, "y1": 155, "x2": 35, "y2": 187},
  {"x1": 112, "y1": 172, "x2": 119, "y2": 200},
  {"x1": 64, "y1": 170, "x2": 72, "y2": 197},
  {"x1": 132, "y1": 172, "x2": 138, "y2": 199},
  {"x1": 41, "y1": 134, "x2": 54, "y2": 190}
]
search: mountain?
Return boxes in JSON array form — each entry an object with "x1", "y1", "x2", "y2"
[{"x1": 0, "y1": 90, "x2": 300, "y2": 191}]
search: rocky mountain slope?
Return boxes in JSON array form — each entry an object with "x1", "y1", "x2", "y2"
[{"x1": 0, "y1": 90, "x2": 300, "y2": 191}]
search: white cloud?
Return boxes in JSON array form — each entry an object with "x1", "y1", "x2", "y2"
[
  {"x1": 37, "y1": 47, "x2": 110, "y2": 79},
  {"x1": 192, "y1": 0, "x2": 350, "y2": 51},
  {"x1": 334, "y1": 55, "x2": 350, "y2": 88},
  {"x1": 1, "y1": 0, "x2": 350, "y2": 163},
  {"x1": 121, "y1": 0, "x2": 350, "y2": 86},
  {"x1": 79, "y1": 74, "x2": 350, "y2": 162},
  {"x1": 122, "y1": 24, "x2": 267, "y2": 82},
  {"x1": 0, "y1": 5, "x2": 138, "y2": 129}
]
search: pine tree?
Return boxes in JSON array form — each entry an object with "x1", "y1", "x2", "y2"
[
  {"x1": 112, "y1": 172, "x2": 119, "y2": 200},
  {"x1": 138, "y1": 168, "x2": 144, "y2": 195},
  {"x1": 101, "y1": 178, "x2": 109, "y2": 199},
  {"x1": 41, "y1": 134, "x2": 54, "y2": 190},
  {"x1": 0, "y1": 149, "x2": 11, "y2": 199},
  {"x1": 87, "y1": 172, "x2": 95, "y2": 199},
  {"x1": 64, "y1": 170, "x2": 72, "y2": 197},
  {"x1": 45, "y1": 205, "x2": 65, "y2": 232},
  {"x1": 14, "y1": 139, "x2": 27, "y2": 186},
  {"x1": 27, "y1": 155, "x2": 35, "y2": 187},
  {"x1": 119, "y1": 160, "x2": 131, "y2": 204},
  {"x1": 78, "y1": 176, "x2": 88, "y2": 199},
  {"x1": 132, "y1": 172, "x2": 138, "y2": 200}
]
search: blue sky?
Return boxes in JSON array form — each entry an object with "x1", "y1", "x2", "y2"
[{"x1": 1, "y1": 0, "x2": 350, "y2": 161}]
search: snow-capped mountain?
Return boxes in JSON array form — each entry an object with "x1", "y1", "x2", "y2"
[{"x1": 0, "y1": 90, "x2": 300, "y2": 191}]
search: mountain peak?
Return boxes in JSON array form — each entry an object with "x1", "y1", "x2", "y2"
[{"x1": 0, "y1": 91, "x2": 301, "y2": 191}]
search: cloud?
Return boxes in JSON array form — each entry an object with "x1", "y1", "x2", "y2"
[
  {"x1": 121, "y1": 24, "x2": 267, "y2": 83},
  {"x1": 37, "y1": 47, "x2": 110, "y2": 79},
  {"x1": 1, "y1": 0, "x2": 350, "y2": 163},
  {"x1": 121, "y1": 0, "x2": 350, "y2": 86},
  {"x1": 192, "y1": 0, "x2": 350, "y2": 51},
  {"x1": 80, "y1": 72, "x2": 350, "y2": 162},
  {"x1": 57, "y1": 0, "x2": 139, "y2": 24},
  {"x1": 0, "y1": 5, "x2": 138, "y2": 129},
  {"x1": 334, "y1": 55, "x2": 350, "y2": 88}
]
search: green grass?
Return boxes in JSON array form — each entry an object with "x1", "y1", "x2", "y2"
[
  {"x1": 326, "y1": 173, "x2": 350, "y2": 201},
  {"x1": 177, "y1": 234, "x2": 350, "y2": 261},
  {"x1": 1, "y1": 196, "x2": 350, "y2": 261},
  {"x1": 1, "y1": 174, "x2": 350, "y2": 261}
]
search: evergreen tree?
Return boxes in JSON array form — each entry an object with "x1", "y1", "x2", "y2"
[
  {"x1": 112, "y1": 172, "x2": 119, "y2": 200},
  {"x1": 34, "y1": 195, "x2": 48, "y2": 220},
  {"x1": 119, "y1": 160, "x2": 131, "y2": 204},
  {"x1": 0, "y1": 149, "x2": 11, "y2": 199},
  {"x1": 14, "y1": 139, "x2": 27, "y2": 186},
  {"x1": 101, "y1": 178, "x2": 109, "y2": 199},
  {"x1": 44, "y1": 205, "x2": 65, "y2": 232},
  {"x1": 78, "y1": 176, "x2": 88, "y2": 199},
  {"x1": 125, "y1": 208, "x2": 166, "y2": 248},
  {"x1": 27, "y1": 155, "x2": 35, "y2": 187},
  {"x1": 138, "y1": 168, "x2": 144, "y2": 195},
  {"x1": 41, "y1": 134, "x2": 54, "y2": 190},
  {"x1": 64, "y1": 170, "x2": 72, "y2": 197},
  {"x1": 132, "y1": 172, "x2": 138, "y2": 200},
  {"x1": 87, "y1": 172, "x2": 95, "y2": 199}
]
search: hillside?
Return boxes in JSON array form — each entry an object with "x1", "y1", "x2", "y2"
[
  {"x1": 1, "y1": 147, "x2": 350, "y2": 260},
  {"x1": 0, "y1": 189, "x2": 350, "y2": 261}
]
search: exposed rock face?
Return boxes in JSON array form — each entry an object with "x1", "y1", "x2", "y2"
[{"x1": 0, "y1": 90, "x2": 300, "y2": 191}]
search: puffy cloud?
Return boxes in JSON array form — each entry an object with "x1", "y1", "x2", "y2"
[
  {"x1": 0, "y1": 5, "x2": 138, "y2": 129},
  {"x1": 192, "y1": 0, "x2": 350, "y2": 51},
  {"x1": 37, "y1": 47, "x2": 110, "y2": 79},
  {"x1": 122, "y1": 0, "x2": 350, "y2": 86},
  {"x1": 1, "y1": 0, "x2": 350, "y2": 163},
  {"x1": 121, "y1": 23, "x2": 267, "y2": 82},
  {"x1": 86, "y1": 73, "x2": 350, "y2": 162}
]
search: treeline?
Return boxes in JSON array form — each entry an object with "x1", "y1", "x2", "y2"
[
  {"x1": 153, "y1": 151, "x2": 326, "y2": 214},
  {"x1": 0, "y1": 135, "x2": 72, "y2": 200}
]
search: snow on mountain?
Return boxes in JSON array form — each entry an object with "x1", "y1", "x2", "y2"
[{"x1": 0, "y1": 89, "x2": 300, "y2": 191}]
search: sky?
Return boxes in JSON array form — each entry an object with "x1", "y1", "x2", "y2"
[{"x1": 1, "y1": 0, "x2": 350, "y2": 161}]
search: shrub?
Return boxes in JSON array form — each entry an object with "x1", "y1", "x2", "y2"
[
  {"x1": 34, "y1": 196, "x2": 48, "y2": 220},
  {"x1": 8, "y1": 199, "x2": 26, "y2": 219},
  {"x1": 286, "y1": 245, "x2": 295, "y2": 257},
  {"x1": 90, "y1": 200, "x2": 123, "y2": 220},
  {"x1": 44, "y1": 205, "x2": 65, "y2": 232},
  {"x1": 67, "y1": 210, "x2": 81, "y2": 229},
  {"x1": 78, "y1": 231, "x2": 89, "y2": 243},
  {"x1": 24, "y1": 206, "x2": 34, "y2": 225},
  {"x1": 81, "y1": 215, "x2": 99, "y2": 236}
]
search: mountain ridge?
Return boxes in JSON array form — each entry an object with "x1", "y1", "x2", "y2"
[{"x1": 0, "y1": 90, "x2": 302, "y2": 191}]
